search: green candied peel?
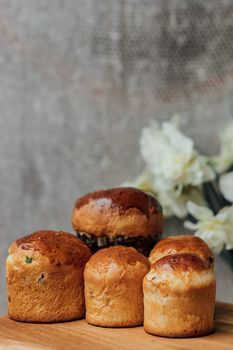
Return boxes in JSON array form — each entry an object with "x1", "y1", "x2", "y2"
[{"x1": 25, "y1": 256, "x2": 33, "y2": 264}]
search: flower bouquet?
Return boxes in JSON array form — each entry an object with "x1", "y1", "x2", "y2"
[{"x1": 126, "y1": 117, "x2": 233, "y2": 268}]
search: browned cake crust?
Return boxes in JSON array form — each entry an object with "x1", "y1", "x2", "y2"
[
  {"x1": 149, "y1": 235, "x2": 214, "y2": 264},
  {"x1": 87, "y1": 244, "x2": 150, "y2": 270},
  {"x1": 6, "y1": 230, "x2": 92, "y2": 323},
  {"x1": 72, "y1": 187, "x2": 163, "y2": 238},
  {"x1": 14, "y1": 230, "x2": 91, "y2": 267},
  {"x1": 84, "y1": 246, "x2": 150, "y2": 327},
  {"x1": 150, "y1": 252, "x2": 211, "y2": 273},
  {"x1": 143, "y1": 253, "x2": 216, "y2": 338}
]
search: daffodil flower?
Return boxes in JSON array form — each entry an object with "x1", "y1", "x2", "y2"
[
  {"x1": 140, "y1": 118, "x2": 215, "y2": 191},
  {"x1": 128, "y1": 118, "x2": 215, "y2": 218},
  {"x1": 185, "y1": 201, "x2": 233, "y2": 254}
]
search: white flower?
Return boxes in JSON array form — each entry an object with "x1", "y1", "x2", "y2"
[
  {"x1": 212, "y1": 122, "x2": 233, "y2": 173},
  {"x1": 135, "y1": 118, "x2": 215, "y2": 218},
  {"x1": 124, "y1": 169, "x2": 206, "y2": 218},
  {"x1": 140, "y1": 118, "x2": 215, "y2": 193},
  {"x1": 158, "y1": 186, "x2": 207, "y2": 219},
  {"x1": 219, "y1": 171, "x2": 233, "y2": 203},
  {"x1": 185, "y1": 202, "x2": 233, "y2": 254},
  {"x1": 123, "y1": 170, "x2": 155, "y2": 193}
]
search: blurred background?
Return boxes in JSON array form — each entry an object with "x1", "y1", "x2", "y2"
[{"x1": 1, "y1": 0, "x2": 233, "y2": 313}]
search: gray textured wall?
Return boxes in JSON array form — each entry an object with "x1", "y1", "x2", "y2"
[{"x1": 1, "y1": 0, "x2": 233, "y2": 314}]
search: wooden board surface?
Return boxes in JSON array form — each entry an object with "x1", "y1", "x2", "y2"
[{"x1": 0, "y1": 302, "x2": 232, "y2": 350}]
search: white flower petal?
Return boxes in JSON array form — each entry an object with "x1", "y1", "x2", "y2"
[
  {"x1": 122, "y1": 170, "x2": 156, "y2": 193},
  {"x1": 186, "y1": 201, "x2": 213, "y2": 221},
  {"x1": 220, "y1": 205, "x2": 233, "y2": 223},
  {"x1": 212, "y1": 122, "x2": 233, "y2": 173},
  {"x1": 184, "y1": 221, "x2": 199, "y2": 230},
  {"x1": 162, "y1": 121, "x2": 193, "y2": 159},
  {"x1": 219, "y1": 171, "x2": 233, "y2": 203},
  {"x1": 185, "y1": 203, "x2": 233, "y2": 254},
  {"x1": 172, "y1": 201, "x2": 188, "y2": 218},
  {"x1": 195, "y1": 229, "x2": 225, "y2": 254},
  {"x1": 140, "y1": 119, "x2": 215, "y2": 190},
  {"x1": 216, "y1": 210, "x2": 229, "y2": 222},
  {"x1": 170, "y1": 114, "x2": 182, "y2": 126}
]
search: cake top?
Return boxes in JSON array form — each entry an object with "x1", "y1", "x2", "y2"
[
  {"x1": 11, "y1": 230, "x2": 91, "y2": 267},
  {"x1": 75, "y1": 187, "x2": 162, "y2": 217}
]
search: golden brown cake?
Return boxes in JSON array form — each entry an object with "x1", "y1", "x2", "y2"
[
  {"x1": 6, "y1": 230, "x2": 91, "y2": 322},
  {"x1": 143, "y1": 253, "x2": 216, "y2": 337},
  {"x1": 72, "y1": 187, "x2": 163, "y2": 255},
  {"x1": 149, "y1": 235, "x2": 214, "y2": 265},
  {"x1": 84, "y1": 245, "x2": 150, "y2": 327}
]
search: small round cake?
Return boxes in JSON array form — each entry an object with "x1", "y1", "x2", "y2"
[
  {"x1": 84, "y1": 245, "x2": 150, "y2": 327},
  {"x1": 143, "y1": 253, "x2": 216, "y2": 337},
  {"x1": 72, "y1": 187, "x2": 163, "y2": 256},
  {"x1": 6, "y1": 230, "x2": 92, "y2": 322},
  {"x1": 149, "y1": 235, "x2": 214, "y2": 265}
]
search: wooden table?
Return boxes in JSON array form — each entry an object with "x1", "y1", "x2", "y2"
[{"x1": 0, "y1": 302, "x2": 232, "y2": 349}]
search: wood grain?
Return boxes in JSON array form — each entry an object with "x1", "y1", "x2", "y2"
[{"x1": 0, "y1": 302, "x2": 232, "y2": 350}]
